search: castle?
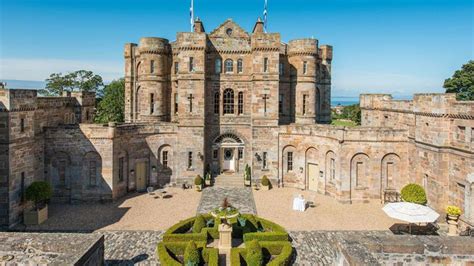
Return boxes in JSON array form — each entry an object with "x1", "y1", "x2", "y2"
[{"x1": 1, "y1": 18, "x2": 473, "y2": 228}]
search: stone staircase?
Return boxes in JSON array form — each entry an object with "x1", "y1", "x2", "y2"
[{"x1": 213, "y1": 173, "x2": 244, "y2": 187}]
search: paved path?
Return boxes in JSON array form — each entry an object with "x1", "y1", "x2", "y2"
[
  {"x1": 103, "y1": 231, "x2": 163, "y2": 265},
  {"x1": 196, "y1": 187, "x2": 257, "y2": 215}
]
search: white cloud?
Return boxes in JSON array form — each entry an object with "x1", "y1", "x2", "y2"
[{"x1": 0, "y1": 58, "x2": 123, "y2": 82}]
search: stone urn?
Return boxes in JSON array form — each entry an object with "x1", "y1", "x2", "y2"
[{"x1": 447, "y1": 214, "x2": 460, "y2": 236}]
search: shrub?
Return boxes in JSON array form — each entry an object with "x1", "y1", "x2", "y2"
[
  {"x1": 446, "y1": 205, "x2": 462, "y2": 216},
  {"x1": 194, "y1": 175, "x2": 203, "y2": 186},
  {"x1": 400, "y1": 183, "x2": 427, "y2": 205},
  {"x1": 184, "y1": 241, "x2": 200, "y2": 266},
  {"x1": 261, "y1": 176, "x2": 270, "y2": 187},
  {"x1": 246, "y1": 240, "x2": 263, "y2": 266},
  {"x1": 192, "y1": 215, "x2": 206, "y2": 233},
  {"x1": 25, "y1": 181, "x2": 53, "y2": 209}
]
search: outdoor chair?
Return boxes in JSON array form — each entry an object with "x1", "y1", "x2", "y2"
[
  {"x1": 147, "y1": 187, "x2": 154, "y2": 195},
  {"x1": 307, "y1": 195, "x2": 316, "y2": 208}
]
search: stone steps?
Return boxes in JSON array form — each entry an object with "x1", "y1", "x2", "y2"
[{"x1": 213, "y1": 174, "x2": 244, "y2": 187}]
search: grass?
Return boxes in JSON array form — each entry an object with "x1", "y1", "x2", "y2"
[{"x1": 331, "y1": 119, "x2": 358, "y2": 127}]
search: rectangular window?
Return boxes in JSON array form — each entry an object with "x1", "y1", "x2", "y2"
[
  {"x1": 174, "y1": 62, "x2": 179, "y2": 74},
  {"x1": 162, "y1": 151, "x2": 168, "y2": 168},
  {"x1": 263, "y1": 152, "x2": 268, "y2": 169},
  {"x1": 330, "y1": 158, "x2": 335, "y2": 181},
  {"x1": 238, "y1": 92, "x2": 244, "y2": 115},
  {"x1": 303, "y1": 95, "x2": 307, "y2": 115},
  {"x1": 59, "y1": 160, "x2": 66, "y2": 186},
  {"x1": 20, "y1": 172, "x2": 25, "y2": 203},
  {"x1": 457, "y1": 126, "x2": 466, "y2": 142},
  {"x1": 20, "y1": 118, "x2": 25, "y2": 132},
  {"x1": 237, "y1": 59, "x2": 243, "y2": 73},
  {"x1": 279, "y1": 63, "x2": 284, "y2": 76},
  {"x1": 189, "y1": 57, "x2": 194, "y2": 72},
  {"x1": 118, "y1": 157, "x2": 124, "y2": 182},
  {"x1": 279, "y1": 94, "x2": 283, "y2": 114},
  {"x1": 174, "y1": 93, "x2": 178, "y2": 114},
  {"x1": 303, "y1": 61, "x2": 308, "y2": 74},
  {"x1": 150, "y1": 93, "x2": 155, "y2": 114},
  {"x1": 238, "y1": 148, "x2": 243, "y2": 160},
  {"x1": 150, "y1": 60, "x2": 155, "y2": 73},
  {"x1": 263, "y1": 58, "x2": 269, "y2": 72},
  {"x1": 215, "y1": 59, "x2": 222, "y2": 74},
  {"x1": 287, "y1": 152, "x2": 293, "y2": 171},
  {"x1": 214, "y1": 92, "x2": 220, "y2": 114},
  {"x1": 188, "y1": 152, "x2": 193, "y2": 169},
  {"x1": 213, "y1": 149, "x2": 218, "y2": 159},
  {"x1": 89, "y1": 160, "x2": 97, "y2": 186}
]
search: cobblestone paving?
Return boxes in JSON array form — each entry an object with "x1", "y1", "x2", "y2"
[
  {"x1": 196, "y1": 187, "x2": 257, "y2": 215},
  {"x1": 101, "y1": 231, "x2": 163, "y2": 266}
]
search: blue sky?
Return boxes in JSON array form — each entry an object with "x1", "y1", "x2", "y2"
[{"x1": 0, "y1": 0, "x2": 472, "y2": 96}]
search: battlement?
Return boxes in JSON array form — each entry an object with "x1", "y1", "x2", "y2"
[
  {"x1": 319, "y1": 45, "x2": 333, "y2": 61},
  {"x1": 0, "y1": 89, "x2": 38, "y2": 111},
  {"x1": 288, "y1": 39, "x2": 318, "y2": 55},
  {"x1": 138, "y1": 37, "x2": 170, "y2": 53}
]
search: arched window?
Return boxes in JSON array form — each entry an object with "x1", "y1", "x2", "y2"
[
  {"x1": 238, "y1": 92, "x2": 243, "y2": 114},
  {"x1": 215, "y1": 58, "x2": 222, "y2": 74},
  {"x1": 214, "y1": 92, "x2": 220, "y2": 114},
  {"x1": 225, "y1": 59, "x2": 233, "y2": 73},
  {"x1": 223, "y1": 89, "x2": 234, "y2": 114},
  {"x1": 237, "y1": 59, "x2": 243, "y2": 73}
]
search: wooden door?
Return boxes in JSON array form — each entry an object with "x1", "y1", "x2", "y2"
[
  {"x1": 308, "y1": 163, "x2": 319, "y2": 192},
  {"x1": 136, "y1": 162, "x2": 147, "y2": 191}
]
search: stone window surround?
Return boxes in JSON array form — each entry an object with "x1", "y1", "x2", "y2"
[{"x1": 224, "y1": 59, "x2": 233, "y2": 73}]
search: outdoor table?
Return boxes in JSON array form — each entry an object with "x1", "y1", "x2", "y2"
[{"x1": 292, "y1": 197, "x2": 306, "y2": 212}]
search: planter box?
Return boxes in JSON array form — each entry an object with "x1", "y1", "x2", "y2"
[
  {"x1": 244, "y1": 180, "x2": 251, "y2": 187},
  {"x1": 24, "y1": 205, "x2": 48, "y2": 225},
  {"x1": 261, "y1": 185, "x2": 270, "y2": 191},
  {"x1": 205, "y1": 180, "x2": 211, "y2": 186},
  {"x1": 196, "y1": 185, "x2": 202, "y2": 191}
]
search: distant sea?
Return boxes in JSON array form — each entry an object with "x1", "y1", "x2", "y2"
[{"x1": 331, "y1": 97, "x2": 359, "y2": 107}]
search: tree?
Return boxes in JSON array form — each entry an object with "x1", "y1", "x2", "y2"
[
  {"x1": 94, "y1": 78, "x2": 125, "y2": 123},
  {"x1": 25, "y1": 181, "x2": 53, "y2": 210},
  {"x1": 340, "y1": 104, "x2": 361, "y2": 125},
  {"x1": 444, "y1": 60, "x2": 474, "y2": 100},
  {"x1": 41, "y1": 70, "x2": 104, "y2": 96}
]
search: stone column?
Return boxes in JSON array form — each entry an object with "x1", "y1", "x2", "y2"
[{"x1": 218, "y1": 223, "x2": 232, "y2": 250}]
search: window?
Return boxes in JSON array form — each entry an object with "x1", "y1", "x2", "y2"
[
  {"x1": 174, "y1": 62, "x2": 179, "y2": 74},
  {"x1": 162, "y1": 151, "x2": 168, "y2": 168},
  {"x1": 456, "y1": 126, "x2": 466, "y2": 142},
  {"x1": 86, "y1": 110, "x2": 89, "y2": 121},
  {"x1": 20, "y1": 118, "x2": 25, "y2": 132},
  {"x1": 150, "y1": 93, "x2": 155, "y2": 114},
  {"x1": 287, "y1": 152, "x2": 293, "y2": 171},
  {"x1": 225, "y1": 59, "x2": 233, "y2": 73},
  {"x1": 263, "y1": 152, "x2": 268, "y2": 169},
  {"x1": 213, "y1": 149, "x2": 218, "y2": 159},
  {"x1": 214, "y1": 92, "x2": 220, "y2": 114},
  {"x1": 89, "y1": 160, "x2": 97, "y2": 186},
  {"x1": 188, "y1": 94, "x2": 194, "y2": 113},
  {"x1": 303, "y1": 61, "x2": 308, "y2": 74},
  {"x1": 223, "y1": 89, "x2": 234, "y2": 114},
  {"x1": 150, "y1": 60, "x2": 155, "y2": 73},
  {"x1": 262, "y1": 94, "x2": 269, "y2": 114},
  {"x1": 59, "y1": 160, "x2": 66, "y2": 186},
  {"x1": 189, "y1": 57, "x2": 194, "y2": 72},
  {"x1": 279, "y1": 63, "x2": 284, "y2": 75},
  {"x1": 330, "y1": 158, "x2": 335, "y2": 181},
  {"x1": 263, "y1": 58, "x2": 269, "y2": 72},
  {"x1": 279, "y1": 94, "x2": 283, "y2": 114},
  {"x1": 238, "y1": 148, "x2": 243, "y2": 160},
  {"x1": 188, "y1": 152, "x2": 193, "y2": 169},
  {"x1": 303, "y1": 94, "x2": 308, "y2": 115},
  {"x1": 238, "y1": 92, "x2": 244, "y2": 115},
  {"x1": 118, "y1": 157, "x2": 124, "y2": 182},
  {"x1": 215, "y1": 59, "x2": 222, "y2": 74},
  {"x1": 174, "y1": 93, "x2": 179, "y2": 114},
  {"x1": 20, "y1": 172, "x2": 25, "y2": 203},
  {"x1": 237, "y1": 59, "x2": 243, "y2": 73}
]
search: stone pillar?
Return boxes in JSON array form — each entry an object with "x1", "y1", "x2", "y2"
[{"x1": 218, "y1": 223, "x2": 232, "y2": 250}]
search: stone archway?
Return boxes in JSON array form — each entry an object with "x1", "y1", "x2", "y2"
[{"x1": 212, "y1": 133, "x2": 244, "y2": 173}]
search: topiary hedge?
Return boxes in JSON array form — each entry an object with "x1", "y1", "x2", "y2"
[
  {"x1": 163, "y1": 214, "x2": 217, "y2": 243},
  {"x1": 243, "y1": 217, "x2": 289, "y2": 242},
  {"x1": 230, "y1": 241, "x2": 293, "y2": 266},
  {"x1": 184, "y1": 241, "x2": 200, "y2": 265},
  {"x1": 156, "y1": 241, "x2": 218, "y2": 266},
  {"x1": 192, "y1": 215, "x2": 206, "y2": 233},
  {"x1": 26, "y1": 181, "x2": 52, "y2": 209},
  {"x1": 246, "y1": 239, "x2": 263, "y2": 265},
  {"x1": 261, "y1": 175, "x2": 270, "y2": 187},
  {"x1": 401, "y1": 183, "x2": 427, "y2": 205}
]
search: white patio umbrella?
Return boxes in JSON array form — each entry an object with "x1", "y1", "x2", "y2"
[{"x1": 383, "y1": 202, "x2": 440, "y2": 234}]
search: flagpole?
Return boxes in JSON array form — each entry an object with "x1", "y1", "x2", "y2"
[
  {"x1": 190, "y1": 0, "x2": 194, "y2": 32},
  {"x1": 263, "y1": 0, "x2": 268, "y2": 33}
]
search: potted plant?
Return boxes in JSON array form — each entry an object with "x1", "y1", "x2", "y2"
[
  {"x1": 261, "y1": 175, "x2": 271, "y2": 191},
  {"x1": 204, "y1": 172, "x2": 212, "y2": 186},
  {"x1": 446, "y1": 205, "x2": 462, "y2": 236},
  {"x1": 194, "y1": 175, "x2": 203, "y2": 191},
  {"x1": 244, "y1": 164, "x2": 251, "y2": 187},
  {"x1": 24, "y1": 181, "x2": 53, "y2": 225}
]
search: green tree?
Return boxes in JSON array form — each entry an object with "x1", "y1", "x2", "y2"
[
  {"x1": 443, "y1": 60, "x2": 474, "y2": 100},
  {"x1": 41, "y1": 70, "x2": 104, "y2": 96},
  {"x1": 340, "y1": 104, "x2": 361, "y2": 125},
  {"x1": 94, "y1": 79, "x2": 125, "y2": 123}
]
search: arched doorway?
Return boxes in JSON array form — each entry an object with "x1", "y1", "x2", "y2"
[{"x1": 212, "y1": 133, "x2": 244, "y2": 173}]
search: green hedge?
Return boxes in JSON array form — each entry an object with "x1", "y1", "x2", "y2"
[
  {"x1": 243, "y1": 217, "x2": 289, "y2": 242},
  {"x1": 156, "y1": 241, "x2": 218, "y2": 266},
  {"x1": 230, "y1": 241, "x2": 293, "y2": 266},
  {"x1": 401, "y1": 183, "x2": 427, "y2": 205},
  {"x1": 230, "y1": 248, "x2": 247, "y2": 266},
  {"x1": 163, "y1": 214, "x2": 218, "y2": 243}
]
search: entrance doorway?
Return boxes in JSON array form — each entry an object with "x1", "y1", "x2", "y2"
[
  {"x1": 308, "y1": 163, "x2": 319, "y2": 191},
  {"x1": 223, "y1": 148, "x2": 235, "y2": 172},
  {"x1": 136, "y1": 162, "x2": 147, "y2": 191},
  {"x1": 212, "y1": 133, "x2": 244, "y2": 174}
]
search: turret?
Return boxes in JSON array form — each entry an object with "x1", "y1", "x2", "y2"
[
  {"x1": 288, "y1": 39, "x2": 319, "y2": 124},
  {"x1": 124, "y1": 43, "x2": 137, "y2": 122},
  {"x1": 317, "y1": 45, "x2": 333, "y2": 123}
]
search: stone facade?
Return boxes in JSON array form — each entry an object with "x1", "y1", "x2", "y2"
[{"x1": 1, "y1": 18, "x2": 473, "y2": 228}]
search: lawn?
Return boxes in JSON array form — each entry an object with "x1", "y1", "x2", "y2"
[{"x1": 331, "y1": 119, "x2": 357, "y2": 127}]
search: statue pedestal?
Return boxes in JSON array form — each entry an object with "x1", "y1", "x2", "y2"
[
  {"x1": 447, "y1": 219, "x2": 459, "y2": 236},
  {"x1": 218, "y1": 223, "x2": 232, "y2": 250}
]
